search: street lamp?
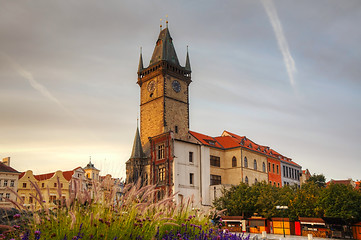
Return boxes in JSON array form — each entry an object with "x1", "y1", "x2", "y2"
[{"x1": 276, "y1": 205, "x2": 288, "y2": 238}]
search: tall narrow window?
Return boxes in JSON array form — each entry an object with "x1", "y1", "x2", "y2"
[
  {"x1": 262, "y1": 162, "x2": 266, "y2": 172},
  {"x1": 272, "y1": 164, "x2": 275, "y2": 173},
  {"x1": 232, "y1": 156, "x2": 237, "y2": 167},
  {"x1": 277, "y1": 165, "x2": 279, "y2": 174},
  {"x1": 245, "y1": 176, "x2": 249, "y2": 185},
  {"x1": 283, "y1": 166, "x2": 286, "y2": 177},
  {"x1": 23, "y1": 183, "x2": 27, "y2": 188},
  {"x1": 4, "y1": 180, "x2": 8, "y2": 187},
  {"x1": 268, "y1": 162, "x2": 271, "y2": 171},
  {"x1": 253, "y1": 160, "x2": 257, "y2": 170},
  {"x1": 189, "y1": 152, "x2": 193, "y2": 163},
  {"x1": 158, "y1": 164, "x2": 166, "y2": 183},
  {"x1": 175, "y1": 125, "x2": 178, "y2": 133},
  {"x1": 157, "y1": 144, "x2": 165, "y2": 159},
  {"x1": 190, "y1": 173, "x2": 194, "y2": 185},
  {"x1": 255, "y1": 178, "x2": 258, "y2": 184},
  {"x1": 244, "y1": 157, "x2": 248, "y2": 168},
  {"x1": 10, "y1": 180, "x2": 15, "y2": 187}
]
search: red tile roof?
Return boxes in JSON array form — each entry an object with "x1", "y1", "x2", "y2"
[
  {"x1": 326, "y1": 179, "x2": 354, "y2": 186},
  {"x1": 35, "y1": 172, "x2": 55, "y2": 181},
  {"x1": 189, "y1": 130, "x2": 299, "y2": 166},
  {"x1": 63, "y1": 170, "x2": 74, "y2": 181},
  {"x1": 0, "y1": 162, "x2": 20, "y2": 173}
]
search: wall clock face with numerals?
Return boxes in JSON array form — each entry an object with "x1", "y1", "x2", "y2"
[
  {"x1": 147, "y1": 80, "x2": 156, "y2": 92},
  {"x1": 172, "y1": 80, "x2": 181, "y2": 93}
]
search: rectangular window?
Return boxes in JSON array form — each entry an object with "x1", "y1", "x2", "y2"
[
  {"x1": 157, "y1": 144, "x2": 165, "y2": 159},
  {"x1": 42, "y1": 183, "x2": 45, "y2": 188},
  {"x1": 272, "y1": 164, "x2": 275, "y2": 173},
  {"x1": 289, "y1": 168, "x2": 291, "y2": 179},
  {"x1": 0, "y1": 193, "x2": 3, "y2": 201},
  {"x1": 210, "y1": 155, "x2": 220, "y2": 167},
  {"x1": 175, "y1": 125, "x2": 178, "y2": 133},
  {"x1": 292, "y1": 168, "x2": 294, "y2": 179},
  {"x1": 5, "y1": 193, "x2": 10, "y2": 199},
  {"x1": 61, "y1": 183, "x2": 63, "y2": 188},
  {"x1": 4, "y1": 180, "x2": 8, "y2": 187},
  {"x1": 29, "y1": 196, "x2": 33, "y2": 203},
  {"x1": 189, "y1": 152, "x2": 193, "y2": 163},
  {"x1": 54, "y1": 183, "x2": 57, "y2": 188},
  {"x1": 210, "y1": 175, "x2": 222, "y2": 185},
  {"x1": 10, "y1": 180, "x2": 15, "y2": 187},
  {"x1": 283, "y1": 166, "x2": 286, "y2": 177},
  {"x1": 158, "y1": 164, "x2": 166, "y2": 182},
  {"x1": 190, "y1": 173, "x2": 194, "y2": 185},
  {"x1": 268, "y1": 163, "x2": 271, "y2": 171},
  {"x1": 286, "y1": 166, "x2": 289, "y2": 178},
  {"x1": 23, "y1": 183, "x2": 27, "y2": 188},
  {"x1": 276, "y1": 165, "x2": 279, "y2": 174}
]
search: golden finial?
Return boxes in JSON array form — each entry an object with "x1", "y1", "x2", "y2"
[
  {"x1": 166, "y1": 15, "x2": 168, "y2": 28},
  {"x1": 160, "y1": 18, "x2": 162, "y2": 30}
]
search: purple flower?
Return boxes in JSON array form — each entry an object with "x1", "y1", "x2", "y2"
[
  {"x1": 35, "y1": 230, "x2": 41, "y2": 235},
  {"x1": 14, "y1": 214, "x2": 21, "y2": 219}
]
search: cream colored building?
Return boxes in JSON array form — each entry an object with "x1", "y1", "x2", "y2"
[
  {"x1": 18, "y1": 170, "x2": 70, "y2": 209},
  {"x1": 0, "y1": 157, "x2": 21, "y2": 208}
]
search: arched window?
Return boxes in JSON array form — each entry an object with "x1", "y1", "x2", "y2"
[
  {"x1": 262, "y1": 162, "x2": 266, "y2": 172},
  {"x1": 255, "y1": 178, "x2": 258, "y2": 184},
  {"x1": 254, "y1": 160, "x2": 257, "y2": 170},
  {"x1": 232, "y1": 156, "x2": 237, "y2": 167},
  {"x1": 244, "y1": 157, "x2": 248, "y2": 168},
  {"x1": 245, "y1": 176, "x2": 249, "y2": 185}
]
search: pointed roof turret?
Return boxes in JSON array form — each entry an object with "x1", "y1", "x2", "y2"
[
  {"x1": 185, "y1": 46, "x2": 191, "y2": 71},
  {"x1": 130, "y1": 126, "x2": 145, "y2": 159},
  {"x1": 150, "y1": 28, "x2": 180, "y2": 66},
  {"x1": 138, "y1": 47, "x2": 144, "y2": 73}
]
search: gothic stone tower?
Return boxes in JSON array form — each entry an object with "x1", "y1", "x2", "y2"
[{"x1": 137, "y1": 27, "x2": 192, "y2": 146}]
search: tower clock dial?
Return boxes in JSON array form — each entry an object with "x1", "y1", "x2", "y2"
[
  {"x1": 147, "y1": 80, "x2": 156, "y2": 92},
  {"x1": 172, "y1": 80, "x2": 181, "y2": 93}
]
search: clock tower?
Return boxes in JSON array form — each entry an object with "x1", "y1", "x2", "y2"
[{"x1": 137, "y1": 26, "x2": 192, "y2": 146}]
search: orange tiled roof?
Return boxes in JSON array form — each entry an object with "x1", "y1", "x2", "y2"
[
  {"x1": 19, "y1": 172, "x2": 25, "y2": 179},
  {"x1": 35, "y1": 172, "x2": 56, "y2": 181},
  {"x1": 63, "y1": 170, "x2": 74, "y2": 181},
  {"x1": 189, "y1": 130, "x2": 299, "y2": 166}
]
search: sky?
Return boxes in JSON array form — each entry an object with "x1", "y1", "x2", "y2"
[{"x1": 1, "y1": 0, "x2": 360, "y2": 181}]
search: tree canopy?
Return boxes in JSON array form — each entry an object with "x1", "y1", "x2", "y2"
[{"x1": 213, "y1": 181, "x2": 361, "y2": 222}]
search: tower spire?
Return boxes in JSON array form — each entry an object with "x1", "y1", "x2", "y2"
[
  {"x1": 129, "y1": 125, "x2": 145, "y2": 159},
  {"x1": 185, "y1": 45, "x2": 191, "y2": 71},
  {"x1": 138, "y1": 47, "x2": 144, "y2": 73}
]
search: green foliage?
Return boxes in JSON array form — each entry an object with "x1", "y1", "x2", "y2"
[
  {"x1": 306, "y1": 174, "x2": 326, "y2": 188},
  {"x1": 318, "y1": 183, "x2": 361, "y2": 220},
  {"x1": 214, "y1": 180, "x2": 361, "y2": 222}
]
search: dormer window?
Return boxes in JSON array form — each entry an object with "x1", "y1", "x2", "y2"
[
  {"x1": 249, "y1": 143, "x2": 252, "y2": 148},
  {"x1": 205, "y1": 139, "x2": 216, "y2": 146}
]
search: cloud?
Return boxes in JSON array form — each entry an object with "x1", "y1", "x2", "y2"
[
  {"x1": 261, "y1": 0, "x2": 297, "y2": 87},
  {"x1": 0, "y1": 52, "x2": 77, "y2": 119}
]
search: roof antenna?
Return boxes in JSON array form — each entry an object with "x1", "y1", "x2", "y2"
[
  {"x1": 166, "y1": 15, "x2": 168, "y2": 28},
  {"x1": 160, "y1": 18, "x2": 162, "y2": 31},
  {"x1": 89, "y1": 156, "x2": 92, "y2": 163}
]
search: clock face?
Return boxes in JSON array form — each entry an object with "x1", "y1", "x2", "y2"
[
  {"x1": 147, "y1": 80, "x2": 156, "y2": 92},
  {"x1": 172, "y1": 80, "x2": 181, "y2": 93}
]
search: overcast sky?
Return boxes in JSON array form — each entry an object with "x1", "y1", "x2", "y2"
[{"x1": 1, "y1": 0, "x2": 360, "y2": 181}]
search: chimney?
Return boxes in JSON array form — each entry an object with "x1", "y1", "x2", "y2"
[{"x1": 2, "y1": 157, "x2": 10, "y2": 166}]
